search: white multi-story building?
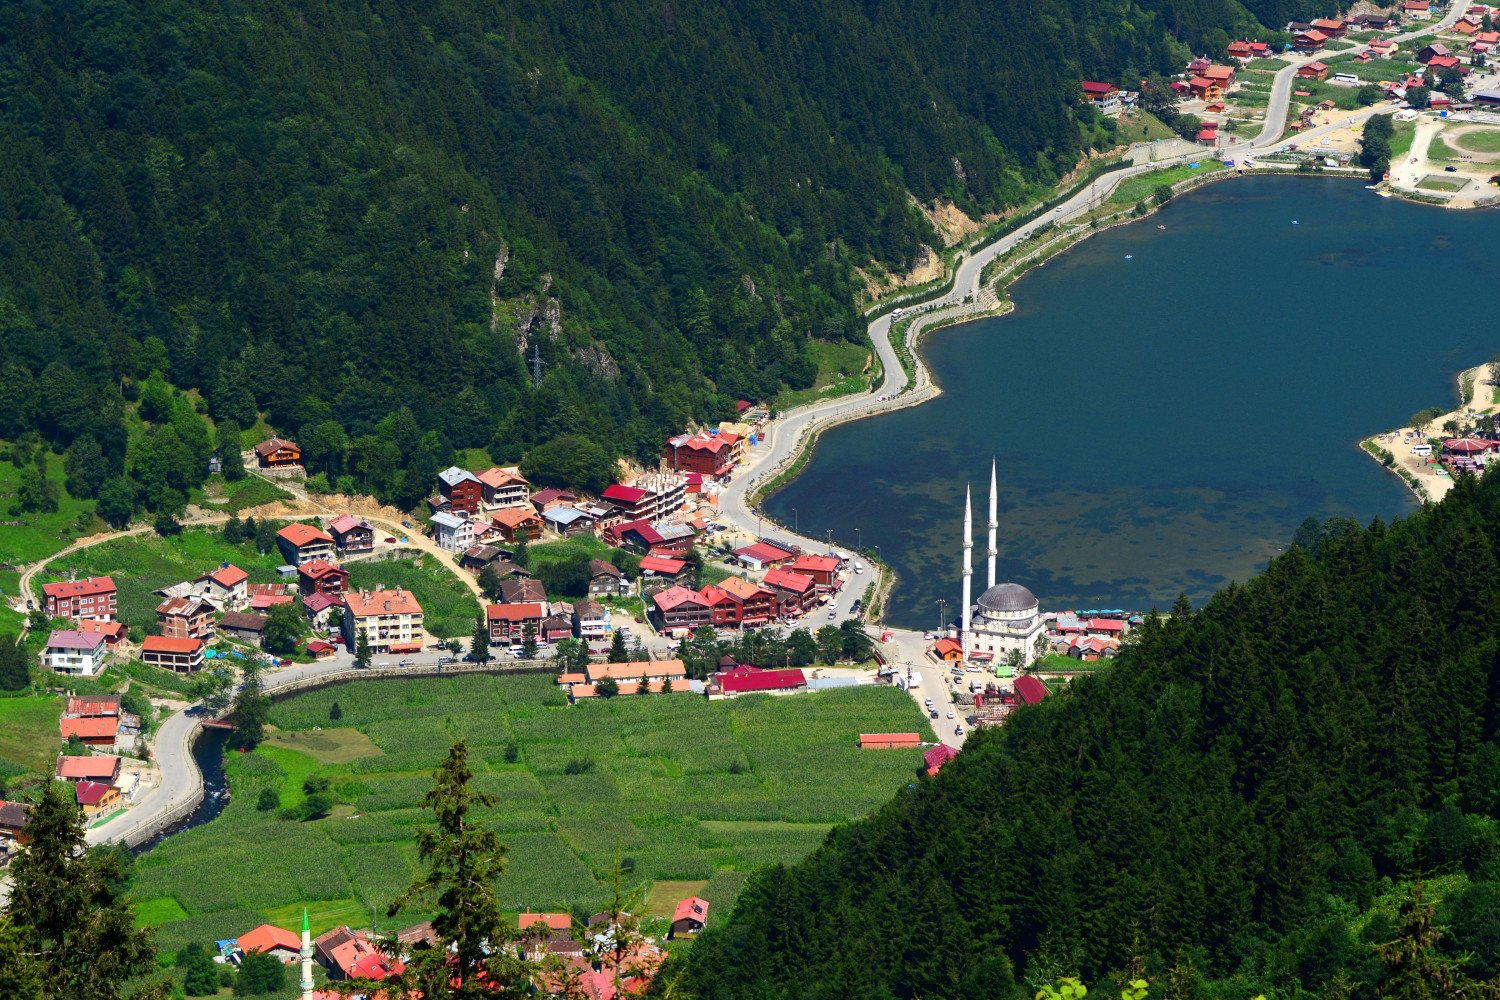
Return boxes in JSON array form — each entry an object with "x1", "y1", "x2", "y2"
[
  {"x1": 429, "y1": 511, "x2": 475, "y2": 552},
  {"x1": 344, "y1": 588, "x2": 426, "y2": 653},
  {"x1": 44, "y1": 630, "x2": 108, "y2": 677}
]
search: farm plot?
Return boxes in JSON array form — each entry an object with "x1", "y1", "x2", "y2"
[{"x1": 133, "y1": 674, "x2": 932, "y2": 953}]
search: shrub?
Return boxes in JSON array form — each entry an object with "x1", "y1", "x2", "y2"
[
  {"x1": 563, "y1": 757, "x2": 595, "y2": 775},
  {"x1": 256, "y1": 789, "x2": 280, "y2": 812}
]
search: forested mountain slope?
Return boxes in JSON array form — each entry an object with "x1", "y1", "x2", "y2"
[
  {"x1": 660, "y1": 474, "x2": 1500, "y2": 999},
  {"x1": 1, "y1": 0, "x2": 1257, "y2": 506}
]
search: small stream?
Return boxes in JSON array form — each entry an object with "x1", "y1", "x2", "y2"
[{"x1": 131, "y1": 726, "x2": 231, "y2": 855}]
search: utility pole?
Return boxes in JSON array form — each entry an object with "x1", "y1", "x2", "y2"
[
  {"x1": 936, "y1": 599, "x2": 946, "y2": 634},
  {"x1": 529, "y1": 343, "x2": 546, "y2": 389}
]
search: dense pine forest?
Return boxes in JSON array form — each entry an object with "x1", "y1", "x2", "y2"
[
  {"x1": 659, "y1": 474, "x2": 1500, "y2": 999},
  {"x1": 0, "y1": 0, "x2": 1270, "y2": 511}
]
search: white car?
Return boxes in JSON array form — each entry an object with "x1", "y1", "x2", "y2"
[{"x1": 946, "y1": 711, "x2": 955, "y2": 720}]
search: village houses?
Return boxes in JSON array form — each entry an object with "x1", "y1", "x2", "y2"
[
  {"x1": 277, "y1": 523, "x2": 335, "y2": 566},
  {"x1": 477, "y1": 467, "x2": 530, "y2": 509},
  {"x1": 486, "y1": 602, "x2": 547, "y2": 646},
  {"x1": 328, "y1": 515, "x2": 375, "y2": 557},
  {"x1": 253, "y1": 437, "x2": 301, "y2": 470},
  {"x1": 43, "y1": 576, "x2": 117, "y2": 622},
  {"x1": 43, "y1": 630, "x2": 109, "y2": 676},
  {"x1": 343, "y1": 588, "x2": 425, "y2": 654},
  {"x1": 436, "y1": 466, "x2": 484, "y2": 515},
  {"x1": 429, "y1": 510, "x2": 476, "y2": 552},
  {"x1": 141, "y1": 635, "x2": 206, "y2": 673},
  {"x1": 156, "y1": 596, "x2": 216, "y2": 641},
  {"x1": 195, "y1": 564, "x2": 249, "y2": 610},
  {"x1": 588, "y1": 559, "x2": 628, "y2": 597},
  {"x1": 298, "y1": 559, "x2": 350, "y2": 598}
]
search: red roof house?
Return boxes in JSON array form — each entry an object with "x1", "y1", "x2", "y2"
[
  {"x1": 859, "y1": 733, "x2": 922, "y2": 749},
  {"x1": 763, "y1": 567, "x2": 816, "y2": 613},
  {"x1": 732, "y1": 541, "x2": 797, "y2": 569},
  {"x1": 787, "y1": 554, "x2": 839, "y2": 588},
  {"x1": 60, "y1": 716, "x2": 118, "y2": 748},
  {"x1": 924, "y1": 744, "x2": 959, "y2": 776},
  {"x1": 715, "y1": 668, "x2": 807, "y2": 695},
  {"x1": 237, "y1": 924, "x2": 301, "y2": 962},
  {"x1": 42, "y1": 576, "x2": 118, "y2": 621},
  {"x1": 670, "y1": 897, "x2": 710, "y2": 937},
  {"x1": 55, "y1": 754, "x2": 122, "y2": 782},
  {"x1": 1014, "y1": 675, "x2": 1050, "y2": 705}
]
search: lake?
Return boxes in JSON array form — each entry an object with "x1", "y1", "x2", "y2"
[{"x1": 766, "y1": 176, "x2": 1498, "y2": 629}]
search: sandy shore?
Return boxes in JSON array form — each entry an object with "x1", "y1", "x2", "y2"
[{"x1": 1361, "y1": 361, "x2": 1499, "y2": 502}]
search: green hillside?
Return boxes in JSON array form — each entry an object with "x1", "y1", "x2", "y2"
[
  {"x1": 660, "y1": 474, "x2": 1500, "y2": 998},
  {"x1": 0, "y1": 0, "x2": 1262, "y2": 508}
]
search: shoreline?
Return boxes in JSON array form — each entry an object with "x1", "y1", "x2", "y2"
[
  {"x1": 745, "y1": 166, "x2": 1470, "y2": 629},
  {"x1": 1358, "y1": 361, "x2": 1498, "y2": 506}
]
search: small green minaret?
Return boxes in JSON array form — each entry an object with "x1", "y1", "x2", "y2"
[{"x1": 299, "y1": 906, "x2": 314, "y2": 1000}]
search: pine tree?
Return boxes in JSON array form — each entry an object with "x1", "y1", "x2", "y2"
[
  {"x1": 225, "y1": 662, "x2": 270, "y2": 750},
  {"x1": 608, "y1": 629, "x2": 628, "y2": 663},
  {"x1": 0, "y1": 783, "x2": 172, "y2": 999},
  {"x1": 355, "y1": 628, "x2": 371, "y2": 668},
  {"x1": 344, "y1": 741, "x2": 536, "y2": 998},
  {"x1": 0, "y1": 638, "x2": 30, "y2": 691},
  {"x1": 470, "y1": 615, "x2": 492, "y2": 663}
]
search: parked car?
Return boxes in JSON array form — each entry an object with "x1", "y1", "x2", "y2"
[
  {"x1": 385, "y1": 536, "x2": 397, "y2": 543},
  {"x1": 929, "y1": 710, "x2": 939, "y2": 719},
  {"x1": 954, "y1": 726, "x2": 965, "y2": 736}
]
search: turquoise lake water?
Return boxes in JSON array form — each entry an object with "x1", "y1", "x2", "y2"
[{"x1": 766, "y1": 176, "x2": 1498, "y2": 629}]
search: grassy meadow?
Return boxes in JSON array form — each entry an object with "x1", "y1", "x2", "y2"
[
  {"x1": 38, "y1": 528, "x2": 291, "y2": 632},
  {"x1": 132, "y1": 674, "x2": 933, "y2": 952}
]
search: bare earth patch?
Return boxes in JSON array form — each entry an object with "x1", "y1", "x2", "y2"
[{"x1": 264, "y1": 726, "x2": 384, "y2": 764}]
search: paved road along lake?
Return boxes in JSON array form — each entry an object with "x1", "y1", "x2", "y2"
[{"x1": 767, "y1": 176, "x2": 1498, "y2": 629}]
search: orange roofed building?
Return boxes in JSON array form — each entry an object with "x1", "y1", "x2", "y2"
[
  {"x1": 141, "y1": 635, "x2": 205, "y2": 673},
  {"x1": 253, "y1": 437, "x2": 301, "y2": 469},
  {"x1": 277, "y1": 523, "x2": 335, "y2": 565},
  {"x1": 343, "y1": 588, "x2": 424, "y2": 653},
  {"x1": 859, "y1": 733, "x2": 922, "y2": 749},
  {"x1": 236, "y1": 924, "x2": 301, "y2": 963}
]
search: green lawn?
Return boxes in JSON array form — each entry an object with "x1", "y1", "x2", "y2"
[
  {"x1": 1110, "y1": 110, "x2": 1175, "y2": 144},
  {"x1": 528, "y1": 535, "x2": 614, "y2": 572},
  {"x1": 0, "y1": 455, "x2": 101, "y2": 569},
  {"x1": 0, "y1": 694, "x2": 62, "y2": 775},
  {"x1": 1245, "y1": 57, "x2": 1288, "y2": 70},
  {"x1": 1427, "y1": 136, "x2": 1458, "y2": 161},
  {"x1": 1417, "y1": 175, "x2": 1464, "y2": 192},
  {"x1": 1453, "y1": 128, "x2": 1500, "y2": 154},
  {"x1": 132, "y1": 674, "x2": 934, "y2": 953},
  {"x1": 1320, "y1": 57, "x2": 1420, "y2": 82},
  {"x1": 1390, "y1": 120, "x2": 1418, "y2": 161},
  {"x1": 774, "y1": 339, "x2": 874, "y2": 411},
  {"x1": 346, "y1": 554, "x2": 479, "y2": 639},
  {"x1": 195, "y1": 475, "x2": 292, "y2": 514},
  {"x1": 1106, "y1": 160, "x2": 1227, "y2": 208},
  {"x1": 40, "y1": 528, "x2": 289, "y2": 632}
]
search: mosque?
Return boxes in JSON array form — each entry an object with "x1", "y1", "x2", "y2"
[{"x1": 959, "y1": 460, "x2": 1045, "y2": 669}]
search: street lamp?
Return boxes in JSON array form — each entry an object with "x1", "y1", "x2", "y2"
[
  {"x1": 855, "y1": 527, "x2": 861, "y2": 553},
  {"x1": 791, "y1": 507, "x2": 798, "y2": 533},
  {"x1": 936, "y1": 599, "x2": 946, "y2": 634}
]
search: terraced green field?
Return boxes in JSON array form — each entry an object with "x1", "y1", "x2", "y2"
[{"x1": 133, "y1": 674, "x2": 933, "y2": 952}]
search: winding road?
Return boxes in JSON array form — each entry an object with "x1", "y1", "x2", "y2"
[{"x1": 54, "y1": 15, "x2": 1470, "y2": 854}]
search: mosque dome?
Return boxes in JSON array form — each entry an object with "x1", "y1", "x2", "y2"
[{"x1": 976, "y1": 582, "x2": 1038, "y2": 613}]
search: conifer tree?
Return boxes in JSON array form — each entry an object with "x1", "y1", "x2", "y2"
[{"x1": 0, "y1": 783, "x2": 171, "y2": 999}]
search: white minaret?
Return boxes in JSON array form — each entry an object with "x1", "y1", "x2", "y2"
[
  {"x1": 987, "y1": 458, "x2": 998, "y2": 591},
  {"x1": 961, "y1": 485, "x2": 973, "y2": 654},
  {"x1": 300, "y1": 907, "x2": 314, "y2": 1000}
]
